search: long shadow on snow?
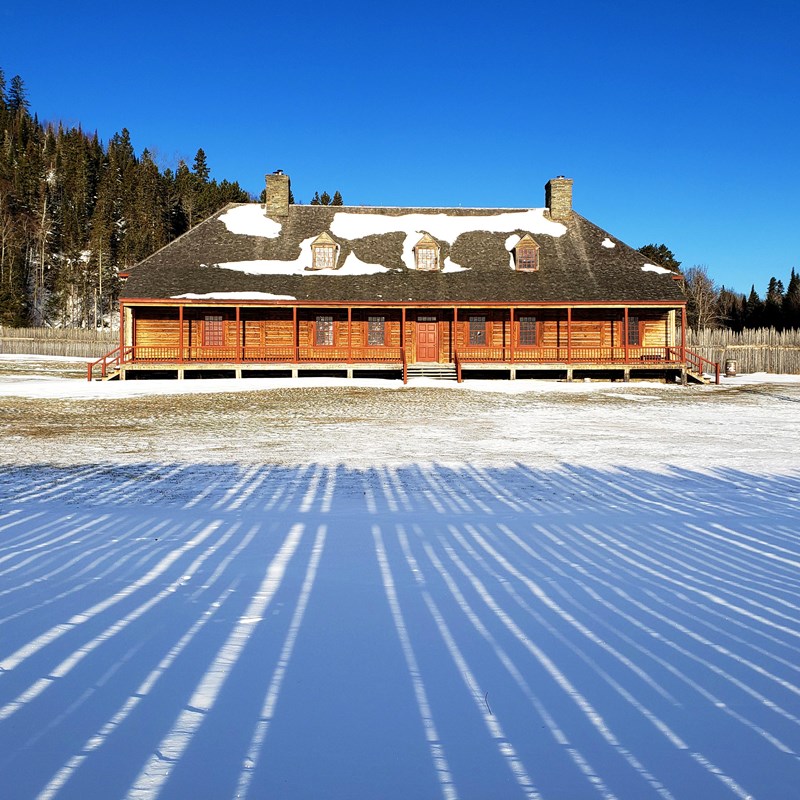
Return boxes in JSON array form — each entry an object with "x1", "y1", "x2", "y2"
[{"x1": 0, "y1": 462, "x2": 798, "y2": 799}]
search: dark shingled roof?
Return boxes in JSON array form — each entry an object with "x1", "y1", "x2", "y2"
[{"x1": 121, "y1": 204, "x2": 684, "y2": 304}]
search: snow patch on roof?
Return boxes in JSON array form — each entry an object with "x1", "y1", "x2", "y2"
[
  {"x1": 505, "y1": 234, "x2": 521, "y2": 270},
  {"x1": 172, "y1": 292, "x2": 297, "y2": 300},
  {"x1": 214, "y1": 237, "x2": 390, "y2": 277},
  {"x1": 219, "y1": 205, "x2": 282, "y2": 238},
  {"x1": 642, "y1": 263, "x2": 673, "y2": 275},
  {"x1": 330, "y1": 210, "x2": 565, "y2": 271},
  {"x1": 338, "y1": 252, "x2": 391, "y2": 275},
  {"x1": 442, "y1": 257, "x2": 468, "y2": 273},
  {"x1": 602, "y1": 237, "x2": 615, "y2": 248}
]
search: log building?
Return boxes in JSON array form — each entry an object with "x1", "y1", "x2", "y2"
[{"x1": 90, "y1": 173, "x2": 717, "y2": 383}]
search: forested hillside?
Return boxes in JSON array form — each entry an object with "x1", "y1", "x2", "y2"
[{"x1": 0, "y1": 70, "x2": 250, "y2": 327}]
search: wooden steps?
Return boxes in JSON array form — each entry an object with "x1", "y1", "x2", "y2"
[{"x1": 405, "y1": 363, "x2": 458, "y2": 381}]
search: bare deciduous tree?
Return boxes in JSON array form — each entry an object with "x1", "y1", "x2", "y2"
[{"x1": 683, "y1": 265, "x2": 721, "y2": 330}]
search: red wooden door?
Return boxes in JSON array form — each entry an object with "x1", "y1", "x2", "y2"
[{"x1": 416, "y1": 321, "x2": 438, "y2": 362}]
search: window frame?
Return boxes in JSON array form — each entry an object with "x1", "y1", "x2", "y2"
[
  {"x1": 312, "y1": 244, "x2": 336, "y2": 271},
  {"x1": 367, "y1": 315, "x2": 386, "y2": 347},
  {"x1": 516, "y1": 245, "x2": 539, "y2": 272},
  {"x1": 315, "y1": 314, "x2": 334, "y2": 347},
  {"x1": 468, "y1": 315, "x2": 487, "y2": 346},
  {"x1": 415, "y1": 246, "x2": 438, "y2": 271},
  {"x1": 627, "y1": 315, "x2": 641, "y2": 346},
  {"x1": 518, "y1": 315, "x2": 538, "y2": 347},
  {"x1": 203, "y1": 314, "x2": 224, "y2": 347}
]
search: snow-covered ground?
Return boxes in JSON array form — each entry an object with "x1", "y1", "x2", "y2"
[{"x1": 1, "y1": 359, "x2": 799, "y2": 798}]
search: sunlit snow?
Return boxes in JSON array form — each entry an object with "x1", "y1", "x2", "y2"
[
  {"x1": 642, "y1": 263, "x2": 673, "y2": 274},
  {"x1": 218, "y1": 205, "x2": 282, "y2": 238},
  {"x1": 172, "y1": 292, "x2": 297, "y2": 300}
]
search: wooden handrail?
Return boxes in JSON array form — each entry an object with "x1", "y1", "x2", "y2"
[
  {"x1": 683, "y1": 347, "x2": 721, "y2": 384},
  {"x1": 87, "y1": 345, "x2": 122, "y2": 381}
]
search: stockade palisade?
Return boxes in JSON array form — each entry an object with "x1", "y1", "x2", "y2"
[{"x1": 90, "y1": 173, "x2": 720, "y2": 383}]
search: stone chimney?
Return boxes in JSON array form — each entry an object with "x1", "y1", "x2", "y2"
[
  {"x1": 265, "y1": 170, "x2": 290, "y2": 218},
  {"x1": 545, "y1": 176, "x2": 573, "y2": 221}
]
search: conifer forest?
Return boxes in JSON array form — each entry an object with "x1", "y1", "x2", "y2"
[{"x1": 0, "y1": 70, "x2": 250, "y2": 327}]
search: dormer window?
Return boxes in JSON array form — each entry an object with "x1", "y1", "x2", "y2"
[
  {"x1": 414, "y1": 234, "x2": 439, "y2": 271},
  {"x1": 514, "y1": 235, "x2": 540, "y2": 272},
  {"x1": 310, "y1": 232, "x2": 339, "y2": 270}
]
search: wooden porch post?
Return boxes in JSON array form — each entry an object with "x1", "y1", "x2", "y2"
[
  {"x1": 293, "y1": 306, "x2": 298, "y2": 362},
  {"x1": 566, "y1": 307, "x2": 572, "y2": 363},
  {"x1": 401, "y1": 306, "x2": 406, "y2": 358},
  {"x1": 347, "y1": 306, "x2": 352, "y2": 363},
  {"x1": 453, "y1": 306, "x2": 458, "y2": 362},
  {"x1": 119, "y1": 300, "x2": 125, "y2": 360},
  {"x1": 623, "y1": 306, "x2": 629, "y2": 363},
  {"x1": 235, "y1": 305, "x2": 241, "y2": 363},
  {"x1": 509, "y1": 307, "x2": 515, "y2": 364},
  {"x1": 178, "y1": 305, "x2": 184, "y2": 363},
  {"x1": 681, "y1": 305, "x2": 687, "y2": 361}
]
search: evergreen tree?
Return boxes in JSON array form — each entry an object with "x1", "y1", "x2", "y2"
[
  {"x1": 744, "y1": 285, "x2": 764, "y2": 328},
  {"x1": 0, "y1": 68, "x2": 6, "y2": 109},
  {"x1": 717, "y1": 286, "x2": 746, "y2": 331},
  {"x1": 783, "y1": 268, "x2": 800, "y2": 330},
  {"x1": 309, "y1": 190, "x2": 338, "y2": 206},
  {"x1": 8, "y1": 75, "x2": 29, "y2": 114},
  {"x1": 638, "y1": 243, "x2": 681, "y2": 272},
  {"x1": 192, "y1": 148, "x2": 210, "y2": 182},
  {"x1": 764, "y1": 276, "x2": 785, "y2": 329}
]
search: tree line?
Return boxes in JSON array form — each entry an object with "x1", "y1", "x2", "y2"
[
  {"x1": 638, "y1": 244, "x2": 799, "y2": 332},
  {"x1": 0, "y1": 69, "x2": 250, "y2": 327}
]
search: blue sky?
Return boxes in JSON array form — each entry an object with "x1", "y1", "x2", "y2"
[{"x1": 3, "y1": 0, "x2": 798, "y2": 295}]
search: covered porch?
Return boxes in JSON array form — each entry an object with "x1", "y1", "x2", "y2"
[{"x1": 89, "y1": 300, "x2": 718, "y2": 383}]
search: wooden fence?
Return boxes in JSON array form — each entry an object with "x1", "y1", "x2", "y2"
[
  {"x1": 0, "y1": 326, "x2": 117, "y2": 358},
  {"x1": 687, "y1": 328, "x2": 800, "y2": 374}
]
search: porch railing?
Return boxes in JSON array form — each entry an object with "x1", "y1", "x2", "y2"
[
  {"x1": 124, "y1": 345, "x2": 405, "y2": 364},
  {"x1": 456, "y1": 346, "x2": 683, "y2": 364},
  {"x1": 87, "y1": 342, "x2": 719, "y2": 383}
]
